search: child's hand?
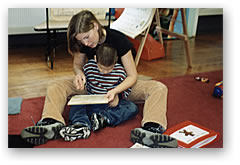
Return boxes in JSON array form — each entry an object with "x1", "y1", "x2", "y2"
[
  {"x1": 105, "y1": 89, "x2": 118, "y2": 107},
  {"x1": 105, "y1": 89, "x2": 117, "y2": 102},
  {"x1": 108, "y1": 95, "x2": 119, "y2": 107}
]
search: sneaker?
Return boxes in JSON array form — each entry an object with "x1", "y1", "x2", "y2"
[
  {"x1": 130, "y1": 128, "x2": 178, "y2": 148},
  {"x1": 91, "y1": 113, "x2": 108, "y2": 131},
  {"x1": 21, "y1": 119, "x2": 64, "y2": 145},
  {"x1": 59, "y1": 125, "x2": 90, "y2": 142},
  {"x1": 143, "y1": 122, "x2": 166, "y2": 134}
]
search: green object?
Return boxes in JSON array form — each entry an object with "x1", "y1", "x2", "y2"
[{"x1": 8, "y1": 97, "x2": 22, "y2": 115}]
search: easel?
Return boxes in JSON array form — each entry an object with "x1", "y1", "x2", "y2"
[{"x1": 134, "y1": 8, "x2": 192, "y2": 68}]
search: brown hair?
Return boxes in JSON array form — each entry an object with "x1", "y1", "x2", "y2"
[
  {"x1": 67, "y1": 10, "x2": 104, "y2": 54},
  {"x1": 96, "y1": 44, "x2": 118, "y2": 67}
]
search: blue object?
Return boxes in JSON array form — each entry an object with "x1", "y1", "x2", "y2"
[
  {"x1": 106, "y1": 8, "x2": 115, "y2": 16},
  {"x1": 212, "y1": 81, "x2": 223, "y2": 98},
  {"x1": 8, "y1": 97, "x2": 23, "y2": 115},
  {"x1": 213, "y1": 87, "x2": 223, "y2": 98},
  {"x1": 174, "y1": 9, "x2": 189, "y2": 35}
]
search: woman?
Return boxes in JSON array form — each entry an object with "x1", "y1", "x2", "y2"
[{"x1": 21, "y1": 10, "x2": 177, "y2": 148}]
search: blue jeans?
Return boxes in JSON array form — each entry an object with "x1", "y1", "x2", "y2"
[{"x1": 69, "y1": 99, "x2": 138, "y2": 129}]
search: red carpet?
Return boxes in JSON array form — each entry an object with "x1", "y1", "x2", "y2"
[{"x1": 8, "y1": 70, "x2": 223, "y2": 148}]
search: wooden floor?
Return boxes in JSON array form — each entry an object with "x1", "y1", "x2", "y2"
[{"x1": 8, "y1": 32, "x2": 223, "y2": 99}]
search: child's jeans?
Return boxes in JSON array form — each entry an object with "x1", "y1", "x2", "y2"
[{"x1": 69, "y1": 99, "x2": 138, "y2": 129}]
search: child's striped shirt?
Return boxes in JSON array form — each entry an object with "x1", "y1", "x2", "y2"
[{"x1": 83, "y1": 59, "x2": 131, "y2": 99}]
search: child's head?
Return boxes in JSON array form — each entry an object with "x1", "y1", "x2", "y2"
[{"x1": 95, "y1": 44, "x2": 118, "y2": 74}]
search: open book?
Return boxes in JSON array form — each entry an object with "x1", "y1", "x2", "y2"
[
  {"x1": 110, "y1": 8, "x2": 156, "y2": 39},
  {"x1": 67, "y1": 95, "x2": 108, "y2": 105},
  {"x1": 164, "y1": 121, "x2": 219, "y2": 148}
]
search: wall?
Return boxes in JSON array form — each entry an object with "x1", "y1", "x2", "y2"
[
  {"x1": 173, "y1": 8, "x2": 223, "y2": 38},
  {"x1": 8, "y1": 8, "x2": 46, "y2": 35},
  {"x1": 198, "y1": 8, "x2": 223, "y2": 16}
]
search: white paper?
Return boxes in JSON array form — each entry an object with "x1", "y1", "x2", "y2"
[
  {"x1": 170, "y1": 125, "x2": 209, "y2": 144},
  {"x1": 110, "y1": 8, "x2": 155, "y2": 39}
]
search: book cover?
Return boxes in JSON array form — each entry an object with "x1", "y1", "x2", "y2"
[
  {"x1": 67, "y1": 95, "x2": 108, "y2": 105},
  {"x1": 164, "y1": 120, "x2": 219, "y2": 148}
]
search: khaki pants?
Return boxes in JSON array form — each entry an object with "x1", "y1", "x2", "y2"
[{"x1": 42, "y1": 78, "x2": 168, "y2": 129}]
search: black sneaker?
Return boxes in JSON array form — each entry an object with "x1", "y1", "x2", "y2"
[
  {"x1": 21, "y1": 118, "x2": 64, "y2": 145},
  {"x1": 130, "y1": 128, "x2": 178, "y2": 148},
  {"x1": 91, "y1": 113, "x2": 108, "y2": 131},
  {"x1": 143, "y1": 122, "x2": 166, "y2": 134},
  {"x1": 59, "y1": 125, "x2": 90, "y2": 142}
]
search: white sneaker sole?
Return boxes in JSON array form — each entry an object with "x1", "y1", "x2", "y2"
[
  {"x1": 21, "y1": 122, "x2": 63, "y2": 145},
  {"x1": 131, "y1": 128, "x2": 178, "y2": 148}
]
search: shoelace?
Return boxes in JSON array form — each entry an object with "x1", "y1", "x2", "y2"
[
  {"x1": 146, "y1": 125, "x2": 166, "y2": 134},
  {"x1": 32, "y1": 118, "x2": 50, "y2": 126},
  {"x1": 31, "y1": 115, "x2": 36, "y2": 125}
]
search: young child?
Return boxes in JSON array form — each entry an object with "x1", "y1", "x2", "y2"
[{"x1": 59, "y1": 44, "x2": 138, "y2": 142}]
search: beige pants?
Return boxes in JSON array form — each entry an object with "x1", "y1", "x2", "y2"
[{"x1": 42, "y1": 78, "x2": 168, "y2": 129}]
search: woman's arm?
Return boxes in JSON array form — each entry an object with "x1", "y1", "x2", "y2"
[
  {"x1": 118, "y1": 50, "x2": 138, "y2": 91},
  {"x1": 105, "y1": 50, "x2": 138, "y2": 102},
  {"x1": 71, "y1": 51, "x2": 87, "y2": 90}
]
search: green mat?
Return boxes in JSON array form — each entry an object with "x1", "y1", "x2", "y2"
[{"x1": 8, "y1": 97, "x2": 22, "y2": 115}]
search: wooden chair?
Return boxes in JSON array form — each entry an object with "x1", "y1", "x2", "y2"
[{"x1": 155, "y1": 8, "x2": 192, "y2": 68}]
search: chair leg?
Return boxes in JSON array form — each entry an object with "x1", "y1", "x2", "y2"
[
  {"x1": 135, "y1": 25, "x2": 151, "y2": 66},
  {"x1": 155, "y1": 8, "x2": 164, "y2": 45},
  {"x1": 184, "y1": 39, "x2": 192, "y2": 68},
  {"x1": 180, "y1": 8, "x2": 192, "y2": 68},
  {"x1": 168, "y1": 8, "x2": 179, "y2": 38}
]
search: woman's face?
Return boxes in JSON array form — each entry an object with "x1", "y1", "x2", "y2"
[{"x1": 75, "y1": 23, "x2": 99, "y2": 48}]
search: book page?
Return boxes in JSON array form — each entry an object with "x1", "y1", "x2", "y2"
[
  {"x1": 170, "y1": 125, "x2": 209, "y2": 144},
  {"x1": 192, "y1": 135, "x2": 217, "y2": 148},
  {"x1": 110, "y1": 8, "x2": 155, "y2": 38},
  {"x1": 67, "y1": 95, "x2": 108, "y2": 105},
  {"x1": 130, "y1": 143, "x2": 149, "y2": 148}
]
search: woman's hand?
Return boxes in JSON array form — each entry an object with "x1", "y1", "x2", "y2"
[{"x1": 74, "y1": 72, "x2": 86, "y2": 90}]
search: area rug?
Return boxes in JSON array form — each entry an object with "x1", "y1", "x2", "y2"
[{"x1": 8, "y1": 70, "x2": 223, "y2": 148}]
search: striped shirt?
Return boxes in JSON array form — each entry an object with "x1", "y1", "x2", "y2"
[{"x1": 83, "y1": 59, "x2": 131, "y2": 99}]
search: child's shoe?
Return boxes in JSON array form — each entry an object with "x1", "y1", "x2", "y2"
[
  {"x1": 91, "y1": 113, "x2": 109, "y2": 131},
  {"x1": 59, "y1": 124, "x2": 90, "y2": 142}
]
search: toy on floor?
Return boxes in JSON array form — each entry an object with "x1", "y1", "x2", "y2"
[
  {"x1": 212, "y1": 81, "x2": 223, "y2": 98},
  {"x1": 194, "y1": 76, "x2": 209, "y2": 83}
]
